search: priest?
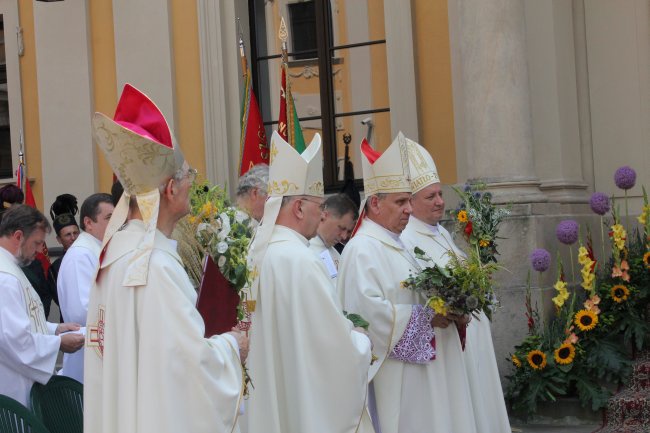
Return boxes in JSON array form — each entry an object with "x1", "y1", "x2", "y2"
[
  {"x1": 85, "y1": 84, "x2": 247, "y2": 433},
  {"x1": 338, "y1": 133, "x2": 478, "y2": 433},
  {"x1": 246, "y1": 131, "x2": 374, "y2": 433},
  {"x1": 0, "y1": 205, "x2": 84, "y2": 407}
]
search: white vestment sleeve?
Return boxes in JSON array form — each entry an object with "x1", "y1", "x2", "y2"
[
  {"x1": 58, "y1": 247, "x2": 98, "y2": 324},
  {"x1": 0, "y1": 275, "x2": 60, "y2": 385}
]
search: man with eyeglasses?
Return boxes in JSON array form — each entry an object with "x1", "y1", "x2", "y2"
[
  {"x1": 85, "y1": 84, "x2": 248, "y2": 433},
  {"x1": 245, "y1": 131, "x2": 374, "y2": 433}
]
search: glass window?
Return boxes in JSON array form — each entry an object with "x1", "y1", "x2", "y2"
[{"x1": 249, "y1": 0, "x2": 390, "y2": 190}]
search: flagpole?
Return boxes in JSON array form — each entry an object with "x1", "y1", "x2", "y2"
[
  {"x1": 278, "y1": 17, "x2": 293, "y2": 147},
  {"x1": 237, "y1": 18, "x2": 247, "y2": 80}
]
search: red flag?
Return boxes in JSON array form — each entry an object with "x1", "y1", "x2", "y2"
[{"x1": 239, "y1": 70, "x2": 268, "y2": 175}]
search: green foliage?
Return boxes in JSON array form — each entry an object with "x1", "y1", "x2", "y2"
[{"x1": 343, "y1": 311, "x2": 370, "y2": 331}]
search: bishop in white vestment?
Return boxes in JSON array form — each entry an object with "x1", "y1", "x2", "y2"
[
  {"x1": 339, "y1": 133, "x2": 478, "y2": 433},
  {"x1": 246, "y1": 132, "x2": 374, "y2": 433},
  {"x1": 85, "y1": 84, "x2": 246, "y2": 433}
]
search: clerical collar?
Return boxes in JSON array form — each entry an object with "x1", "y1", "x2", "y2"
[
  {"x1": 364, "y1": 218, "x2": 406, "y2": 249},
  {"x1": 414, "y1": 216, "x2": 440, "y2": 235},
  {"x1": 0, "y1": 245, "x2": 18, "y2": 265}
]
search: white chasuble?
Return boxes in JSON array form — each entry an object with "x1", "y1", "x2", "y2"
[
  {"x1": 84, "y1": 220, "x2": 244, "y2": 433},
  {"x1": 247, "y1": 226, "x2": 373, "y2": 433},
  {"x1": 338, "y1": 219, "x2": 478, "y2": 433},
  {"x1": 402, "y1": 217, "x2": 510, "y2": 433},
  {"x1": 0, "y1": 246, "x2": 60, "y2": 407},
  {"x1": 308, "y1": 235, "x2": 341, "y2": 302}
]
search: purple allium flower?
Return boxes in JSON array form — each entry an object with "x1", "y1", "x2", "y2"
[
  {"x1": 556, "y1": 220, "x2": 579, "y2": 245},
  {"x1": 589, "y1": 192, "x2": 610, "y2": 216},
  {"x1": 614, "y1": 166, "x2": 636, "y2": 190},
  {"x1": 530, "y1": 248, "x2": 551, "y2": 272}
]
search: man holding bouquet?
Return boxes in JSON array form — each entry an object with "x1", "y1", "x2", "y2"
[
  {"x1": 338, "y1": 132, "x2": 477, "y2": 433},
  {"x1": 401, "y1": 141, "x2": 511, "y2": 433}
]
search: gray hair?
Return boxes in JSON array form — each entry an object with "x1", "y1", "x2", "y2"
[{"x1": 237, "y1": 164, "x2": 269, "y2": 198}]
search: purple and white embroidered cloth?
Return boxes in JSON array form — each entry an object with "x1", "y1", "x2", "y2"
[{"x1": 389, "y1": 304, "x2": 435, "y2": 364}]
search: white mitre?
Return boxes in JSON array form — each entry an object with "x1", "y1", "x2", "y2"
[
  {"x1": 361, "y1": 131, "x2": 412, "y2": 196},
  {"x1": 92, "y1": 83, "x2": 186, "y2": 287},
  {"x1": 352, "y1": 131, "x2": 412, "y2": 235},
  {"x1": 405, "y1": 138, "x2": 440, "y2": 193},
  {"x1": 247, "y1": 131, "x2": 323, "y2": 303}
]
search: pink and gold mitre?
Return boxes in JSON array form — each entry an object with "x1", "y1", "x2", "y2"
[
  {"x1": 91, "y1": 83, "x2": 186, "y2": 286},
  {"x1": 405, "y1": 138, "x2": 439, "y2": 194},
  {"x1": 267, "y1": 130, "x2": 323, "y2": 198},
  {"x1": 360, "y1": 131, "x2": 412, "y2": 196}
]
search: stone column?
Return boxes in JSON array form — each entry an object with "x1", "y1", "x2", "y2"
[{"x1": 448, "y1": 0, "x2": 546, "y2": 204}]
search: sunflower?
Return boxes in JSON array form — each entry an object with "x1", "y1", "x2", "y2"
[
  {"x1": 511, "y1": 354, "x2": 522, "y2": 368},
  {"x1": 643, "y1": 251, "x2": 650, "y2": 269},
  {"x1": 611, "y1": 284, "x2": 630, "y2": 303},
  {"x1": 526, "y1": 350, "x2": 547, "y2": 370},
  {"x1": 554, "y1": 343, "x2": 576, "y2": 365},
  {"x1": 457, "y1": 210, "x2": 468, "y2": 223},
  {"x1": 574, "y1": 309, "x2": 598, "y2": 331}
]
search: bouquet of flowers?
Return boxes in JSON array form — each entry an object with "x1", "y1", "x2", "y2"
[
  {"x1": 402, "y1": 246, "x2": 500, "y2": 320},
  {"x1": 188, "y1": 181, "x2": 254, "y2": 319},
  {"x1": 449, "y1": 183, "x2": 511, "y2": 264},
  {"x1": 506, "y1": 166, "x2": 650, "y2": 416},
  {"x1": 403, "y1": 182, "x2": 509, "y2": 320}
]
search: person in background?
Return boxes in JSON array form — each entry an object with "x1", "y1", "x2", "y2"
[
  {"x1": 308, "y1": 193, "x2": 357, "y2": 296},
  {"x1": 48, "y1": 194, "x2": 81, "y2": 296},
  {"x1": 235, "y1": 164, "x2": 269, "y2": 225},
  {"x1": 0, "y1": 205, "x2": 84, "y2": 407},
  {"x1": 57, "y1": 193, "x2": 113, "y2": 383}
]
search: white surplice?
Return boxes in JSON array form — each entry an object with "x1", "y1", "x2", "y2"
[
  {"x1": 308, "y1": 235, "x2": 341, "y2": 301},
  {"x1": 57, "y1": 231, "x2": 101, "y2": 383},
  {"x1": 84, "y1": 220, "x2": 244, "y2": 433},
  {"x1": 402, "y1": 217, "x2": 510, "y2": 433},
  {"x1": 338, "y1": 218, "x2": 478, "y2": 433},
  {"x1": 0, "y1": 246, "x2": 60, "y2": 407},
  {"x1": 247, "y1": 225, "x2": 374, "y2": 433}
]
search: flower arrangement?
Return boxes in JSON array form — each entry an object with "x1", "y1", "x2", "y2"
[
  {"x1": 449, "y1": 183, "x2": 511, "y2": 264},
  {"x1": 404, "y1": 183, "x2": 510, "y2": 320},
  {"x1": 402, "y1": 247, "x2": 500, "y2": 319},
  {"x1": 506, "y1": 166, "x2": 650, "y2": 416},
  {"x1": 189, "y1": 181, "x2": 255, "y2": 320}
]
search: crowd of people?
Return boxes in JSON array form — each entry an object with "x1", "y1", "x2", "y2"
[{"x1": 0, "y1": 84, "x2": 511, "y2": 433}]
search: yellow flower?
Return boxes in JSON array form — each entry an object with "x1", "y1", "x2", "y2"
[
  {"x1": 580, "y1": 268, "x2": 595, "y2": 291},
  {"x1": 638, "y1": 205, "x2": 649, "y2": 225},
  {"x1": 201, "y1": 202, "x2": 216, "y2": 217},
  {"x1": 610, "y1": 284, "x2": 630, "y2": 303},
  {"x1": 578, "y1": 246, "x2": 590, "y2": 266},
  {"x1": 188, "y1": 215, "x2": 198, "y2": 225},
  {"x1": 552, "y1": 280, "x2": 570, "y2": 308},
  {"x1": 574, "y1": 309, "x2": 598, "y2": 332},
  {"x1": 554, "y1": 343, "x2": 576, "y2": 365},
  {"x1": 643, "y1": 251, "x2": 650, "y2": 269},
  {"x1": 457, "y1": 210, "x2": 468, "y2": 223},
  {"x1": 511, "y1": 354, "x2": 522, "y2": 368},
  {"x1": 428, "y1": 297, "x2": 447, "y2": 316},
  {"x1": 610, "y1": 224, "x2": 627, "y2": 250},
  {"x1": 526, "y1": 350, "x2": 547, "y2": 370},
  {"x1": 479, "y1": 239, "x2": 490, "y2": 248}
]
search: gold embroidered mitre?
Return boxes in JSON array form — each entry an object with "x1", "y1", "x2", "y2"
[
  {"x1": 360, "y1": 131, "x2": 412, "y2": 196},
  {"x1": 92, "y1": 83, "x2": 186, "y2": 286},
  {"x1": 267, "y1": 131, "x2": 323, "y2": 198},
  {"x1": 405, "y1": 138, "x2": 439, "y2": 193}
]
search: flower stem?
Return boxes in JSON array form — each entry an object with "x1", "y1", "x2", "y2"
[
  {"x1": 600, "y1": 215, "x2": 606, "y2": 267},
  {"x1": 624, "y1": 189, "x2": 629, "y2": 234},
  {"x1": 537, "y1": 271, "x2": 545, "y2": 327},
  {"x1": 569, "y1": 245, "x2": 575, "y2": 284}
]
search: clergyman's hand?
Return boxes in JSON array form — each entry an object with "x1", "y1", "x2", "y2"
[
  {"x1": 60, "y1": 333, "x2": 85, "y2": 353},
  {"x1": 55, "y1": 322, "x2": 81, "y2": 335},
  {"x1": 228, "y1": 328, "x2": 250, "y2": 363},
  {"x1": 431, "y1": 314, "x2": 450, "y2": 328}
]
